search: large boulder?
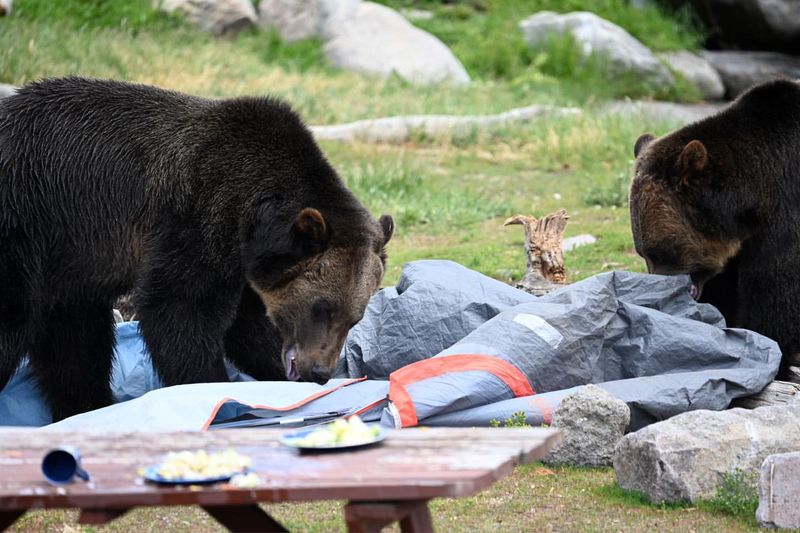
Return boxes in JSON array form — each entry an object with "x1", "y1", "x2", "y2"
[
  {"x1": 658, "y1": 51, "x2": 725, "y2": 100},
  {"x1": 666, "y1": 0, "x2": 800, "y2": 54},
  {"x1": 700, "y1": 50, "x2": 800, "y2": 99},
  {"x1": 518, "y1": 11, "x2": 673, "y2": 89},
  {"x1": 258, "y1": 0, "x2": 321, "y2": 42},
  {"x1": 155, "y1": 0, "x2": 257, "y2": 36},
  {"x1": 614, "y1": 403, "x2": 800, "y2": 503},
  {"x1": 543, "y1": 385, "x2": 630, "y2": 467},
  {"x1": 258, "y1": 1, "x2": 469, "y2": 86},
  {"x1": 258, "y1": 0, "x2": 359, "y2": 43},
  {"x1": 323, "y1": 2, "x2": 470, "y2": 86}
]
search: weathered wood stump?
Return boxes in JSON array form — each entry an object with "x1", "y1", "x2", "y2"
[
  {"x1": 732, "y1": 380, "x2": 800, "y2": 409},
  {"x1": 504, "y1": 209, "x2": 569, "y2": 296}
]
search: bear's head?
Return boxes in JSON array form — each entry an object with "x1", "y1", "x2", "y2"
[
  {"x1": 243, "y1": 205, "x2": 394, "y2": 384},
  {"x1": 629, "y1": 133, "x2": 744, "y2": 300}
]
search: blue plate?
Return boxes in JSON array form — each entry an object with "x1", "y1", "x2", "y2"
[
  {"x1": 142, "y1": 465, "x2": 247, "y2": 485},
  {"x1": 280, "y1": 425, "x2": 388, "y2": 453}
]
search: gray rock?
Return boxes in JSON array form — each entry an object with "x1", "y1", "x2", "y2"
[
  {"x1": 155, "y1": 0, "x2": 257, "y2": 36},
  {"x1": 258, "y1": 0, "x2": 321, "y2": 42},
  {"x1": 701, "y1": 50, "x2": 800, "y2": 99},
  {"x1": 519, "y1": 11, "x2": 673, "y2": 88},
  {"x1": 543, "y1": 385, "x2": 630, "y2": 467},
  {"x1": 258, "y1": 0, "x2": 360, "y2": 42},
  {"x1": 323, "y1": 2, "x2": 470, "y2": 86},
  {"x1": 658, "y1": 51, "x2": 725, "y2": 100},
  {"x1": 0, "y1": 0, "x2": 12, "y2": 16},
  {"x1": 614, "y1": 403, "x2": 800, "y2": 503},
  {"x1": 757, "y1": 452, "x2": 800, "y2": 529},
  {"x1": 310, "y1": 104, "x2": 580, "y2": 144},
  {"x1": 603, "y1": 99, "x2": 726, "y2": 125},
  {"x1": 0, "y1": 84, "x2": 17, "y2": 98},
  {"x1": 562, "y1": 234, "x2": 596, "y2": 252}
]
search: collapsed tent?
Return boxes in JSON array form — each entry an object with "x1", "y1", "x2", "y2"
[{"x1": 0, "y1": 260, "x2": 781, "y2": 431}]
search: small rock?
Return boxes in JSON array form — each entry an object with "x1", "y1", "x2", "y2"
[
  {"x1": 0, "y1": 84, "x2": 17, "y2": 98},
  {"x1": 614, "y1": 402, "x2": 800, "y2": 503},
  {"x1": 701, "y1": 50, "x2": 800, "y2": 99},
  {"x1": 519, "y1": 11, "x2": 673, "y2": 88},
  {"x1": 543, "y1": 385, "x2": 630, "y2": 467},
  {"x1": 757, "y1": 452, "x2": 800, "y2": 529},
  {"x1": 658, "y1": 50, "x2": 725, "y2": 100},
  {"x1": 562, "y1": 234, "x2": 596, "y2": 252},
  {"x1": 155, "y1": 0, "x2": 257, "y2": 36}
]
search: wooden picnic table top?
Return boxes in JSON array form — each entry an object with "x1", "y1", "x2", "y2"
[{"x1": 0, "y1": 426, "x2": 563, "y2": 511}]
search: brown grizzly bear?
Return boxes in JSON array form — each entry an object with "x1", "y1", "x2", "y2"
[
  {"x1": 629, "y1": 78, "x2": 800, "y2": 372},
  {"x1": 0, "y1": 77, "x2": 393, "y2": 421}
]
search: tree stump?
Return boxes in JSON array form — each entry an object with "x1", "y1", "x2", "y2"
[
  {"x1": 504, "y1": 209, "x2": 569, "y2": 296},
  {"x1": 732, "y1": 380, "x2": 800, "y2": 409}
]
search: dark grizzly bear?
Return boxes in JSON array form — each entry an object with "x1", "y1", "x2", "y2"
[
  {"x1": 0, "y1": 77, "x2": 393, "y2": 421},
  {"x1": 629, "y1": 78, "x2": 800, "y2": 371}
]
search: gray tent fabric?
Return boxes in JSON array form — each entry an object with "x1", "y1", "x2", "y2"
[
  {"x1": 333, "y1": 261, "x2": 779, "y2": 428},
  {"x1": 335, "y1": 260, "x2": 535, "y2": 379},
  {"x1": 0, "y1": 260, "x2": 781, "y2": 431}
]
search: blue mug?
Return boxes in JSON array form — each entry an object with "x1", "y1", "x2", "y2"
[{"x1": 41, "y1": 446, "x2": 91, "y2": 485}]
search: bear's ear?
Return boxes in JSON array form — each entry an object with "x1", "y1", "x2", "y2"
[
  {"x1": 678, "y1": 140, "x2": 708, "y2": 174},
  {"x1": 292, "y1": 208, "x2": 330, "y2": 254},
  {"x1": 378, "y1": 214, "x2": 394, "y2": 245},
  {"x1": 634, "y1": 133, "x2": 655, "y2": 157}
]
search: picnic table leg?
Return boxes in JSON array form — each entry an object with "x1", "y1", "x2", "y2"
[
  {"x1": 202, "y1": 504, "x2": 288, "y2": 532},
  {"x1": 0, "y1": 510, "x2": 25, "y2": 530},
  {"x1": 344, "y1": 500, "x2": 433, "y2": 533}
]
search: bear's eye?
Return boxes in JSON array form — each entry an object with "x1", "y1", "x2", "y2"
[
  {"x1": 311, "y1": 300, "x2": 336, "y2": 322},
  {"x1": 647, "y1": 251, "x2": 672, "y2": 267}
]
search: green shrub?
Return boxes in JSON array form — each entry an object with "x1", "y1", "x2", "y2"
[
  {"x1": 698, "y1": 469, "x2": 760, "y2": 522},
  {"x1": 490, "y1": 410, "x2": 531, "y2": 428}
]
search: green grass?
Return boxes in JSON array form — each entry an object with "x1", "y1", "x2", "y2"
[
  {"x1": 378, "y1": 0, "x2": 705, "y2": 101},
  {"x1": 1, "y1": 0, "x2": 705, "y2": 108},
  {"x1": 321, "y1": 109, "x2": 684, "y2": 285}
]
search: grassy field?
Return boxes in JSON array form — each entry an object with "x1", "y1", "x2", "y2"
[{"x1": 1, "y1": 1, "x2": 766, "y2": 531}]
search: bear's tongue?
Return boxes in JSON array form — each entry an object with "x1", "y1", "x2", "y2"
[{"x1": 284, "y1": 347, "x2": 301, "y2": 381}]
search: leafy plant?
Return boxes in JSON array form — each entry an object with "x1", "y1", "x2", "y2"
[
  {"x1": 490, "y1": 410, "x2": 530, "y2": 428},
  {"x1": 698, "y1": 469, "x2": 760, "y2": 521}
]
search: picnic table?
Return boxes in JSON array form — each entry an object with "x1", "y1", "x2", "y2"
[{"x1": 0, "y1": 426, "x2": 562, "y2": 532}]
